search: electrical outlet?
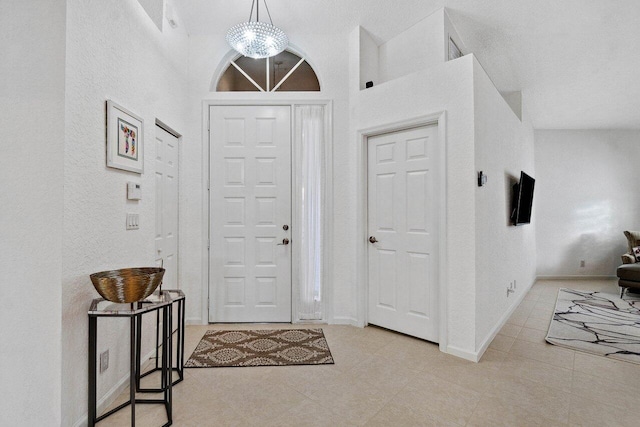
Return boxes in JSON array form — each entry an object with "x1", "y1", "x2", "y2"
[
  {"x1": 100, "y1": 350, "x2": 109, "y2": 373},
  {"x1": 580, "y1": 260, "x2": 586, "y2": 268},
  {"x1": 513, "y1": 280, "x2": 517, "y2": 289}
]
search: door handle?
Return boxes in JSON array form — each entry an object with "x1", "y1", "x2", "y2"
[
  {"x1": 278, "y1": 238, "x2": 290, "y2": 245},
  {"x1": 369, "y1": 236, "x2": 378, "y2": 244}
]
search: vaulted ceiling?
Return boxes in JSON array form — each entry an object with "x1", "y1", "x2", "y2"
[{"x1": 174, "y1": 0, "x2": 640, "y2": 129}]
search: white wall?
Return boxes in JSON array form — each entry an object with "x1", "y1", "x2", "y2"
[
  {"x1": 353, "y1": 50, "x2": 477, "y2": 355},
  {"x1": 377, "y1": 9, "x2": 444, "y2": 84},
  {"x1": 7, "y1": 2, "x2": 628, "y2": 424},
  {"x1": 535, "y1": 130, "x2": 640, "y2": 277},
  {"x1": 359, "y1": 27, "x2": 379, "y2": 90},
  {"x1": 182, "y1": 24, "x2": 352, "y2": 325},
  {"x1": 360, "y1": 8, "x2": 468, "y2": 88},
  {"x1": 183, "y1": 6, "x2": 528, "y2": 360},
  {"x1": 0, "y1": 1, "x2": 65, "y2": 424},
  {"x1": 354, "y1": 27, "x2": 537, "y2": 358},
  {"x1": 443, "y1": 8, "x2": 467, "y2": 63},
  {"x1": 138, "y1": 0, "x2": 164, "y2": 30},
  {"x1": 62, "y1": 0, "x2": 189, "y2": 424},
  {"x1": 473, "y1": 58, "x2": 536, "y2": 351}
]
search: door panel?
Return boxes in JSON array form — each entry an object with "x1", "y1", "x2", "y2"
[
  {"x1": 209, "y1": 105, "x2": 291, "y2": 323},
  {"x1": 155, "y1": 126, "x2": 179, "y2": 289},
  {"x1": 367, "y1": 125, "x2": 439, "y2": 342}
]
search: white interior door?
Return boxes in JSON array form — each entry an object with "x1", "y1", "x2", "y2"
[
  {"x1": 209, "y1": 105, "x2": 292, "y2": 323},
  {"x1": 155, "y1": 126, "x2": 179, "y2": 289},
  {"x1": 367, "y1": 125, "x2": 439, "y2": 342}
]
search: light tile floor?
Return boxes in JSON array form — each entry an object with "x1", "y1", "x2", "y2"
[{"x1": 104, "y1": 279, "x2": 640, "y2": 426}]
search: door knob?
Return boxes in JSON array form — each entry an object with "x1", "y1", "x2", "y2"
[
  {"x1": 278, "y1": 238, "x2": 290, "y2": 245},
  {"x1": 369, "y1": 236, "x2": 378, "y2": 244}
]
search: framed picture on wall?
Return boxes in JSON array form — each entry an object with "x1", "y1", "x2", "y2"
[{"x1": 106, "y1": 100, "x2": 144, "y2": 174}]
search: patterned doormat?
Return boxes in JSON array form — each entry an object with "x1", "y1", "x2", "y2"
[
  {"x1": 185, "y1": 328, "x2": 334, "y2": 368},
  {"x1": 546, "y1": 288, "x2": 640, "y2": 364}
]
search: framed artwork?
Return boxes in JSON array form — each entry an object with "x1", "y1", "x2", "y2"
[{"x1": 106, "y1": 100, "x2": 144, "y2": 174}]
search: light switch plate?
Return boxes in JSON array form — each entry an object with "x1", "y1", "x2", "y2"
[{"x1": 126, "y1": 213, "x2": 139, "y2": 230}]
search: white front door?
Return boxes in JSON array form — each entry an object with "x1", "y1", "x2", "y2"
[
  {"x1": 367, "y1": 125, "x2": 440, "y2": 342},
  {"x1": 155, "y1": 125, "x2": 179, "y2": 289},
  {"x1": 209, "y1": 105, "x2": 292, "y2": 323}
]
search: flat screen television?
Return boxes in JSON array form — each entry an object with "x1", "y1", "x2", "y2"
[{"x1": 511, "y1": 171, "x2": 535, "y2": 225}]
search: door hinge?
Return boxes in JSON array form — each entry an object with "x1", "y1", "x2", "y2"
[
  {"x1": 207, "y1": 239, "x2": 210, "y2": 250},
  {"x1": 207, "y1": 180, "x2": 210, "y2": 190}
]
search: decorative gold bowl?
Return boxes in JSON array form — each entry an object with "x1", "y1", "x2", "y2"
[{"x1": 90, "y1": 267, "x2": 165, "y2": 303}]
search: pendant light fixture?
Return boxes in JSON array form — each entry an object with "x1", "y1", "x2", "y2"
[{"x1": 226, "y1": 0, "x2": 288, "y2": 59}]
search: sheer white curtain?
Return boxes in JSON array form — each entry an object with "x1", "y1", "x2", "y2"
[{"x1": 295, "y1": 105, "x2": 325, "y2": 320}]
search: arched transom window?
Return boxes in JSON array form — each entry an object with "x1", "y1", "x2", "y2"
[{"x1": 217, "y1": 49, "x2": 320, "y2": 92}]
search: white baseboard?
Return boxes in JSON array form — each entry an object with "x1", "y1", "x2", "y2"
[
  {"x1": 73, "y1": 348, "x2": 157, "y2": 427},
  {"x1": 186, "y1": 316, "x2": 206, "y2": 325},
  {"x1": 536, "y1": 275, "x2": 617, "y2": 280},
  {"x1": 331, "y1": 316, "x2": 360, "y2": 327},
  {"x1": 292, "y1": 319, "x2": 328, "y2": 325},
  {"x1": 446, "y1": 344, "x2": 479, "y2": 362},
  {"x1": 473, "y1": 277, "x2": 536, "y2": 363}
]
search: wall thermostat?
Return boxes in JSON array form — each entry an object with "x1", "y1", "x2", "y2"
[{"x1": 127, "y1": 182, "x2": 142, "y2": 200}]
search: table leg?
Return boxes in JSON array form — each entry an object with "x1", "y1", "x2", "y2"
[
  {"x1": 164, "y1": 304, "x2": 173, "y2": 424},
  {"x1": 135, "y1": 312, "x2": 142, "y2": 391},
  {"x1": 177, "y1": 299, "x2": 184, "y2": 381},
  {"x1": 88, "y1": 316, "x2": 97, "y2": 427},
  {"x1": 130, "y1": 316, "x2": 136, "y2": 427},
  {"x1": 155, "y1": 308, "x2": 160, "y2": 371}
]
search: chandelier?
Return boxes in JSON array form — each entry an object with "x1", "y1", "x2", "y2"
[{"x1": 226, "y1": 0, "x2": 288, "y2": 59}]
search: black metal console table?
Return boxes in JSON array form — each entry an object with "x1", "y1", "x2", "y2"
[
  {"x1": 88, "y1": 292, "x2": 173, "y2": 426},
  {"x1": 136, "y1": 289, "x2": 186, "y2": 391}
]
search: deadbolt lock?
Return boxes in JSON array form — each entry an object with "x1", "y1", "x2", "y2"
[{"x1": 283, "y1": 224, "x2": 289, "y2": 231}]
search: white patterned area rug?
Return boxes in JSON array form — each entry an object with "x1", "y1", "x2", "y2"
[
  {"x1": 185, "y1": 329, "x2": 334, "y2": 368},
  {"x1": 546, "y1": 288, "x2": 640, "y2": 364}
]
